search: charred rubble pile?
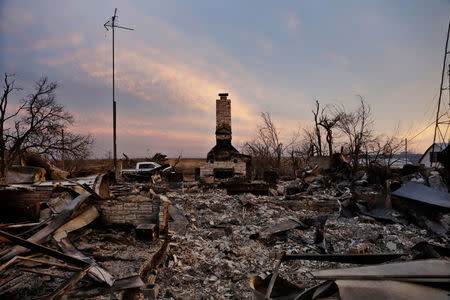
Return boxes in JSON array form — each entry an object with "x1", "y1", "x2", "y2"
[
  {"x1": 0, "y1": 155, "x2": 172, "y2": 299},
  {"x1": 155, "y1": 161, "x2": 449, "y2": 299},
  {"x1": 0, "y1": 150, "x2": 449, "y2": 299}
]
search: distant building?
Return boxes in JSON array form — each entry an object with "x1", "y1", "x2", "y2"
[
  {"x1": 418, "y1": 143, "x2": 449, "y2": 168},
  {"x1": 200, "y1": 93, "x2": 251, "y2": 179}
]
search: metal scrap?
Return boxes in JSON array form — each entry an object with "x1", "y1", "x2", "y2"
[
  {"x1": 311, "y1": 259, "x2": 450, "y2": 282},
  {"x1": 391, "y1": 181, "x2": 450, "y2": 209}
]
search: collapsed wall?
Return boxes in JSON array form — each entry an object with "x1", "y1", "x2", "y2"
[{"x1": 95, "y1": 195, "x2": 160, "y2": 226}]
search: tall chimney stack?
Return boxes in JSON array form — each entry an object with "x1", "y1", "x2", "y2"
[{"x1": 216, "y1": 93, "x2": 231, "y2": 142}]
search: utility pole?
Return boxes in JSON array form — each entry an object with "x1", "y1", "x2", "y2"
[
  {"x1": 104, "y1": 8, "x2": 134, "y2": 176},
  {"x1": 405, "y1": 138, "x2": 407, "y2": 165}
]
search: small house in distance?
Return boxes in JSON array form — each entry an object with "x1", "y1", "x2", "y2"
[
  {"x1": 200, "y1": 93, "x2": 251, "y2": 179},
  {"x1": 418, "y1": 142, "x2": 449, "y2": 168}
]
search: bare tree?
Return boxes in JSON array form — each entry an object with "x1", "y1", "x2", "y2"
[
  {"x1": 0, "y1": 74, "x2": 23, "y2": 176},
  {"x1": 312, "y1": 100, "x2": 323, "y2": 156},
  {"x1": 243, "y1": 112, "x2": 279, "y2": 174},
  {"x1": 302, "y1": 127, "x2": 321, "y2": 157},
  {"x1": 336, "y1": 96, "x2": 374, "y2": 171},
  {"x1": 318, "y1": 104, "x2": 341, "y2": 156},
  {"x1": 1, "y1": 75, "x2": 94, "y2": 174},
  {"x1": 363, "y1": 131, "x2": 404, "y2": 168},
  {"x1": 260, "y1": 112, "x2": 284, "y2": 170},
  {"x1": 381, "y1": 135, "x2": 404, "y2": 167},
  {"x1": 284, "y1": 129, "x2": 302, "y2": 176},
  {"x1": 243, "y1": 112, "x2": 295, "y2": 176}
]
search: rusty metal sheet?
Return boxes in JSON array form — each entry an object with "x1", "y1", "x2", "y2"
[
  {"x1": 5, "y1": 166, "x2": 46, "y2": 184},
  {"x1": 282, "y1": 253, "x2": 405, "y2": 265},
  {"x1": 32, "y1": 174, "x2": 110, "y2": 199},
  {"x1": 312, "y1": 259, "x2": 450, "y2": 283},
  {"x1": 53, "y1": 206, "x2": 99, "y2": 242},
  {"x1": 334, "y1": 280, "x2": 449, "y2": 300}
]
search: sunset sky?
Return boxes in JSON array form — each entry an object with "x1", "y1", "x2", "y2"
[{"x1": 1, "y1": 1, "x2": 449, "y2": 157}]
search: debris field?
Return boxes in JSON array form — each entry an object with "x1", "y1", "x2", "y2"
[{"x1": 0, "y1": 153, "x2": 449, "y2": 299}]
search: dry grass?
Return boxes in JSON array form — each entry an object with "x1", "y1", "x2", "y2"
[
  {"x1": 167, "y1": 158, "x2": 205, "y2": 174},
  {"x1": 60, "y1": 157, "x2": 206, "y2": 177}
]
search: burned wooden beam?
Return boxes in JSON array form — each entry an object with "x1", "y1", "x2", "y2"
[
  {"x1": 1, "y1": 194, "x2": 90, "y2": 261},
  {"x1": 46, "y1": 265, "x2": 91, "y2": 300},
  {"x1": 265, "y1": 252, "x2": 285, "y2": 298},
  {"x1": 0, "y1": 255, "x2": 82, "y2": 274},
  {"x1": 0, "y1": 230, "x2": 90, "y2": 268},
  {"x1": 17, "y1": 268, "x2": 70, "y2": 280},
  {"x1": 57, "y1": 237, "x2": 114, "y2": 286},
  {"x1": 12, "y1": 256, "x2": 82, "y2": 272},
  {"x1": 0, "y1": 273, "x2": 23, "y2": 296}
]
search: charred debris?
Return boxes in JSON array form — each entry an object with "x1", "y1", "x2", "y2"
[
  {"x1": 2, "y1": 151, "x2": 449, "y2": 299},
  {"x1": 0, "y1": 94, "x2": 448, "y2": 299}
]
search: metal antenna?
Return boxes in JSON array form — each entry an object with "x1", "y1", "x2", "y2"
[
  {"x1": 431, "y1": 21, "x2": 450, "y2": 167},
  {"x1": 104, "y1": 8, "x2": 134, "y2": 176}
]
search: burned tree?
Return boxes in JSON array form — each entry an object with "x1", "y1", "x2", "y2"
[
  {"x1": 0, "y1": 75, "x2": 94, "y2": 175},
  {"x1": 302, "y1": 127, "x2": 321, "y2": 157},
  {"x1": 336, "y1": 96, "x2": 373, "y2": 171},
  {"x1": 363, "y1": 131, "x2": 404, "y2": 168},
  {"x1": 243, "y1": 112, "x2": 299, "y2": 176},
  {"x1": 0, "y1": 74, "x2": 23, "y2": 177},
  {"x1": 243, "y1": 112, "x2": 283, "y2": 175},
  {"x1": 318, "y1": 104, "x2": 341, "y2": 156},
  {"x1": 284, "y1": 130, "x2": 303, "y2": 176},
  {"x1": 312, "y1": 100, "x2": 323, "y2": 156},
  {"x1": 310, "y1": 100, "x2": 341, "y2": 156}
]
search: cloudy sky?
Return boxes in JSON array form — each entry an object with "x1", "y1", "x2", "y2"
[{"x1": 1, "y1": 1, "x2": 449, "y2": 157}]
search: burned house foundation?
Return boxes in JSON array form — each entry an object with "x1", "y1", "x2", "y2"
[
  {"x1": 200, "y1": 93, "x2": 251, "y2": 179},
  {"x1": 94, "y1": 196, "x2": 160, "y2": 226}
]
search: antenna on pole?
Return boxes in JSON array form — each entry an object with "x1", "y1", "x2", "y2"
[
  {"x1": 104, "y1": 8, "x2": 134, "y2": 178},
  {"x1": 431, "y1": 21, "x2": 450, "y2": 167}
]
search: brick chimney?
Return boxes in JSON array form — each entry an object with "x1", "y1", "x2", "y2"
[{"x1": 216, "y1": 93, "x2": 232, "y2": 142}]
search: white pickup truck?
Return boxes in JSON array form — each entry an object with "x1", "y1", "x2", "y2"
[{"x1": 122, "y1": 161, "x2": 172, "y2": 175}]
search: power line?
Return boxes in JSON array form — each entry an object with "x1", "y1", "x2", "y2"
[
  {"x1": 408, "y1": 107, "x2": 450, "y2": 142},
  {"x1": 408, "y1": 120, "x2": 436, "y2": 142}
]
